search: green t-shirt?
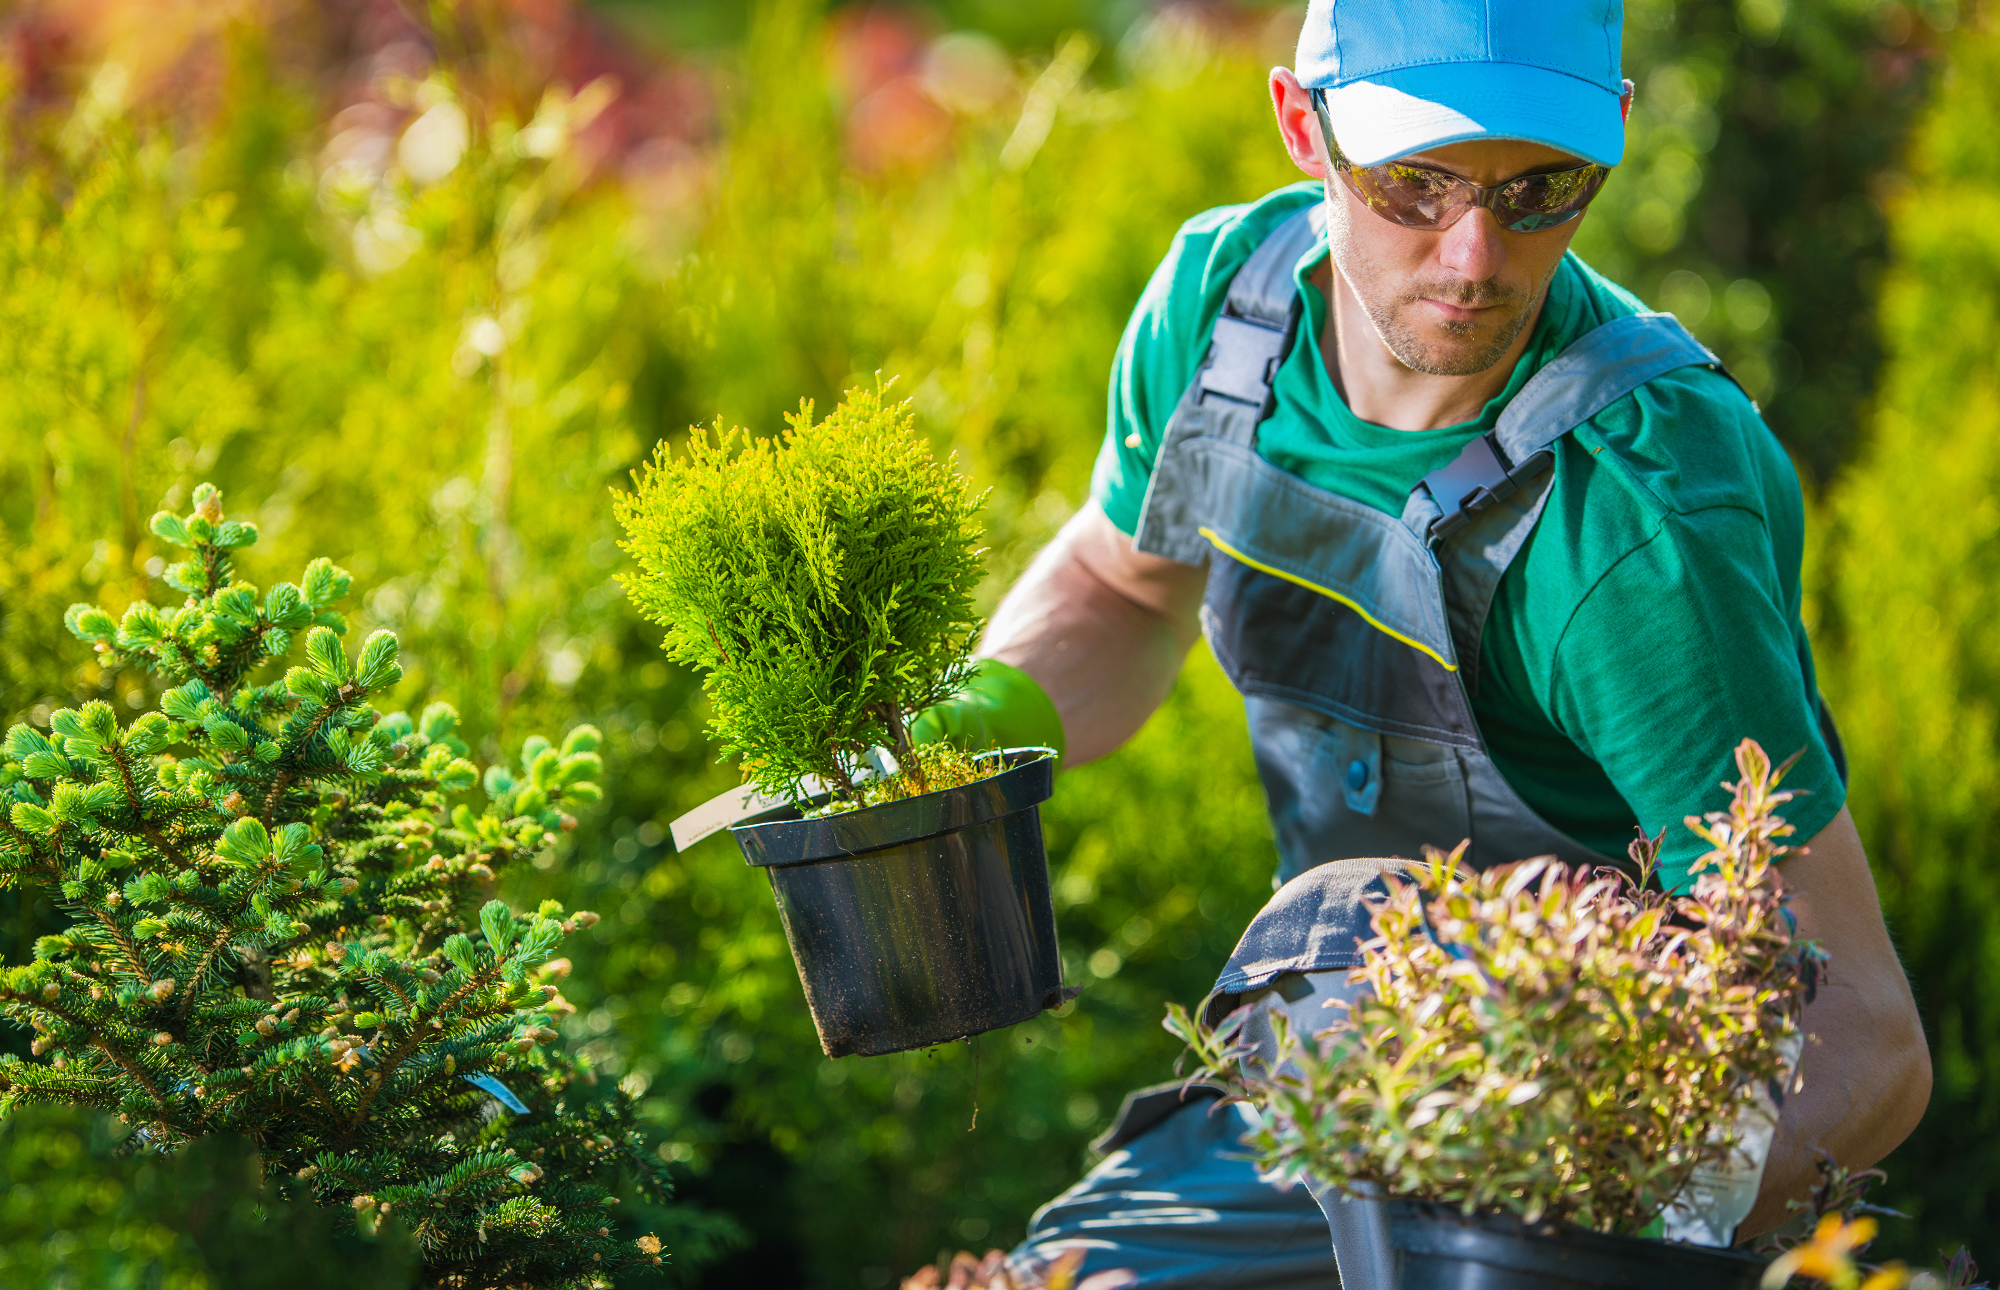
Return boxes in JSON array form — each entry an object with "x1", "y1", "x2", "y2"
[{"x1": 1092, "y1": 182, "x2": 1843, "y2": 890}]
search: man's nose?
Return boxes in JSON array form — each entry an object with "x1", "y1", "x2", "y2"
[{"x1": 1436, "y1": 206, "x2": 1509, "y2": 282}]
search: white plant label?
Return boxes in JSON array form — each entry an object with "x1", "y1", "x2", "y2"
[{"x1": 669, "y1": 777, "x2": 828, "y2": 852}]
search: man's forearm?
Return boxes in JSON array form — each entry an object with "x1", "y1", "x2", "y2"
[
  {"x1": 1739, "y1": 806, "x2": 1932, "y2": 1236},
  {"x1": 980, "y1": 503, "x2": 1205, "y2": 766},
  {"x1": 1741, "y1": 975, "x2": 1932, "y2": 1234}
]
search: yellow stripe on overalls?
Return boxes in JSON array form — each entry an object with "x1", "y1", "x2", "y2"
[{"x1": 1197, "y1": 526, "x2": 1458, "y2": 673}]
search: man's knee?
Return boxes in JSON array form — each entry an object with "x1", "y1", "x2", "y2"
[{"x1": 1011, "y1": 1099, "x2": 1334, "y2": 1289}]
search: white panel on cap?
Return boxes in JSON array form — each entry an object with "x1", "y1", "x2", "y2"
[{"x1": 1326, "y1": 81, "x2": 1490, "y2": 166}]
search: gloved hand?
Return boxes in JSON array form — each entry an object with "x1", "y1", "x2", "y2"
[{"x1": 908, "y1": 658, "x2": 1066, "y2": 766}]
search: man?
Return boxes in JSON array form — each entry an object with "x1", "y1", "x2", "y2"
[{"x1": 915, "y1": 0, "x2": 1932, "y2": 1282}]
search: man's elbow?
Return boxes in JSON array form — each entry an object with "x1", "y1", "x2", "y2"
[
  {"x1": 1879, "y1": 1000, "x2": 1932, "y2": 1152},
  {"x1": 1854, "y1": 983, "x2": 1932, "y2": 1164}
]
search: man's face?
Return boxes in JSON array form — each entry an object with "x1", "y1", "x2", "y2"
[{"x1": 1323, "y1": 137, "x2": 1590, "y2": 377}]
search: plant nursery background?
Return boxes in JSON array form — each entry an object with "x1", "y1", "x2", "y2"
[{"x1": 0, "y1": 0, "x2": 1994, "y2": 1283}]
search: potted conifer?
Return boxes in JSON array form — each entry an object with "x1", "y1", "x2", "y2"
[
  {"x1": 1169, "y1": 741, "x2": 1820, "y2": 1289},
  {"x1": 0, "y1": 485, "x2": 695, "y2": 1287},
  {"x1": 615, "y1": 385, "x2": 1064, "y2": 1058}
]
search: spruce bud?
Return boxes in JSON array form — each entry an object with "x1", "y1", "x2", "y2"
[
  {"x1": 541, "y1": 959, "x2": 572, "y2": 980},
  {"x1": 468, "y1": 864, "x2": 494, "y2": 880},
  {"x1": 508, "y1": 1163, "x2": 542, "y2": 1185},
  {"x1": 106, "y1": 892, "x2": 122, "y2": 908},
  {"x1": 31, "y1": 1037, "x2": 52, "y2": 1057},
  {"x1": 352, "y1": 1194, "x2": 376, "y2": 1211},
  {"x1": 559, "y1": 814, "x2": 577, "y2": 833},
  {"x1": 40, "y1": 984, "x2": 59, "y2": 1002},
  {"x1": 148, "y1": 979, "x2": 176, "y2": 1002},
  {"x1": 637, "y1": 1236, "x2": 662, "y2": 1255},
  {"x1": 222, "y1": 792, "x2": 247, "y2": 815},
  {"x1": 152, "y1": 1032, "x2": 173, "y2": 1046},
  {"x1": 283, "y1": 1008, "x2": 301, "y2": 1023},
  {"x1": 572, "y1": 911, "x2": 600, "y2": 928},
  {"x1": 296, "y1": 1166, "x2": 318, "y2": 1180},
  {"x1": 325, "y1": 941, "x2": 347, "y2": 962},
  {"x1": 255, "y1": 1016, "x2": 278, "y2": 1037}
]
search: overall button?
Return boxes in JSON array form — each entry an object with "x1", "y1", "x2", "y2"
[{"x1": 1346, "y1": 759, "x2": 1370, "y2": 792}]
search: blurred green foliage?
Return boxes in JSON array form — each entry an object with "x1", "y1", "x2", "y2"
[
  {"x1": 0, "y1": 1112, "x2": 418, "y2": 1288},
  {"x1": 1814, "y1": 11, "x2": 2000, "y2": 1260},
  {"x1": 0, "y1": 0, "x2": 1984, "y2": 1283}
]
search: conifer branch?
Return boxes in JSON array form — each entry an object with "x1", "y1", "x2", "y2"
[
  {"x1": 91, "y1": 910, "x2": 156, "y2": 982},
  {"x1": 2, "y1": 484, "x2": 674, "y2": 1284}
]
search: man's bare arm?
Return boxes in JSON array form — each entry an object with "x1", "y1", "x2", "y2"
[
  {"x1": 1741, "y1": 804, "x2": 1932, "y2": 1236},
  {"x1": 979, "y1": 502, "x2": 1207, "y2": 766}
]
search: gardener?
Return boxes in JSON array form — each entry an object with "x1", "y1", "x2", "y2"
[{"x1": 913, "y1": 0, "x2": 1933, "y2": 1281}]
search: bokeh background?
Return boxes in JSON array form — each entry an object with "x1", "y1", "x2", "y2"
[{"x1": 0, "y1": 0, "x2": 1993, "y2": 1283}]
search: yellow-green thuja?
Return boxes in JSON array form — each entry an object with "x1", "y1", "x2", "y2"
[{"x1": 615, "y1": 384, "x2": 985, "y2": 807}]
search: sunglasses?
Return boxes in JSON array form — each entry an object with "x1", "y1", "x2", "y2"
[{"x1": 1309, "y1": 89, "x2": 1610, "y2": 233}]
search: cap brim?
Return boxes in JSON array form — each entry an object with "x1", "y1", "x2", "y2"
[{"x1": 1320, "y1": 62, "x2": 1624, "y2": 168}]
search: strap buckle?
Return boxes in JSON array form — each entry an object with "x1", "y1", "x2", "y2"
[
  {"x1": 1420, "y1": 432, "x2": 1529, "y2": 542},
  {"x1": 1197, "y1": 309, "x2": 1298, "y2": 418}
]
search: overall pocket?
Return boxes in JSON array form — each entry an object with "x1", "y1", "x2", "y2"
[{"x1": 1249, "y1": 699, "x2": 1472, "y2": 884}]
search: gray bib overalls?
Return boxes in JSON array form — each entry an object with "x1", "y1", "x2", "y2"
[{"x1": 1010, "y1": 205, "x2": 1826, "y2": 1287}]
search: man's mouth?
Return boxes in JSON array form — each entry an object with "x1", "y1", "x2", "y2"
[{"x1": 1418, "y1": 294, "x2": 1513, "y2": 323}]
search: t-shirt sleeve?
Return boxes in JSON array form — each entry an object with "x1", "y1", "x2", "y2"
[{"x1": 1545, "y1": 503, "x2": 1845, "y2": 890}]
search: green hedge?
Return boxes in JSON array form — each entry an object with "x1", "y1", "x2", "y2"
[{"x1": 0, "y1": 0, "x2": 1975, "y2": 1282}]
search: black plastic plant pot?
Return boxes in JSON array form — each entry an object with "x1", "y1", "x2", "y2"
[
  {"x1": 1387, "y1": 1201, "x2": 1768, "y2": 1290},
  {"x1": 730, "y1": 748, "x2": 1064, "y2": 1059}
]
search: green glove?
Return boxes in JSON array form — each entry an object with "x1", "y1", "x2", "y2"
[{"x1": 908, "y1": 658, "x2": 1066, "y2": 765}]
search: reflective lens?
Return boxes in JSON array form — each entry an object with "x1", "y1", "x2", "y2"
[
  {"x1": 1340, "y1": 159, "x2": 1608, "y2": 232},
  {"x1": 1311, "y1": 91, "x2": 1610, "y2": 233}
]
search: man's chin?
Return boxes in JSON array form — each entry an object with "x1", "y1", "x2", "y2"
[
  {"x1": 1386, "y1": 330, "x2": 1520, "y2": 377},
  {"x1": 1392, "y1": 310, "x2": 1528, "y2": 374}
]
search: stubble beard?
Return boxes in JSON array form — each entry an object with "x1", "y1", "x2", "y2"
[{"x1": 1325, "y1": 197, "x2": 1547, "y2": 378}]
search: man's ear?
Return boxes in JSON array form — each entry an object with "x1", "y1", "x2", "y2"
[
  {"x1": 1270, "y1": 67, "x2": 1330, "y2": 180},
  {"x1": 1620, "y1": 77, "x2": 1635, "y2": 124}
]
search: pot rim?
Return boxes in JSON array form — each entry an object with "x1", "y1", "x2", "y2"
[
  {"x1": 1386, "y1": 1198, "x2": 1769, "y2": 1272},
  {"x1": 730, "y1": 747, "x2": 1056, "y2": 868}
]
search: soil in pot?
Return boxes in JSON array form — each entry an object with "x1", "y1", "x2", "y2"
[
  {"x1": 1388, "y1": 1199, "x2": 1768, "y2": 1290},
  {"x1": 731, "y1": 748, "x2": 1064, "y2": 1058}
]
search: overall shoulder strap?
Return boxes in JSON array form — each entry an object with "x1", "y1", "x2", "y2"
[
  {"x1": 1191, "y1": 202, "x2": 1324, "y2": 432},
  {"x1": 1133, "y1": 201, "x2": 1325, "y2": 565},
  {"x1": 1406, "y1": 312, "x2": 1733, "y2": 544}
]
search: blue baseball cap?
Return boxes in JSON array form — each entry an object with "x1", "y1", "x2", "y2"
[{"x1": 1296, "y1": 0, "x2": 1627, "y2": 168}]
